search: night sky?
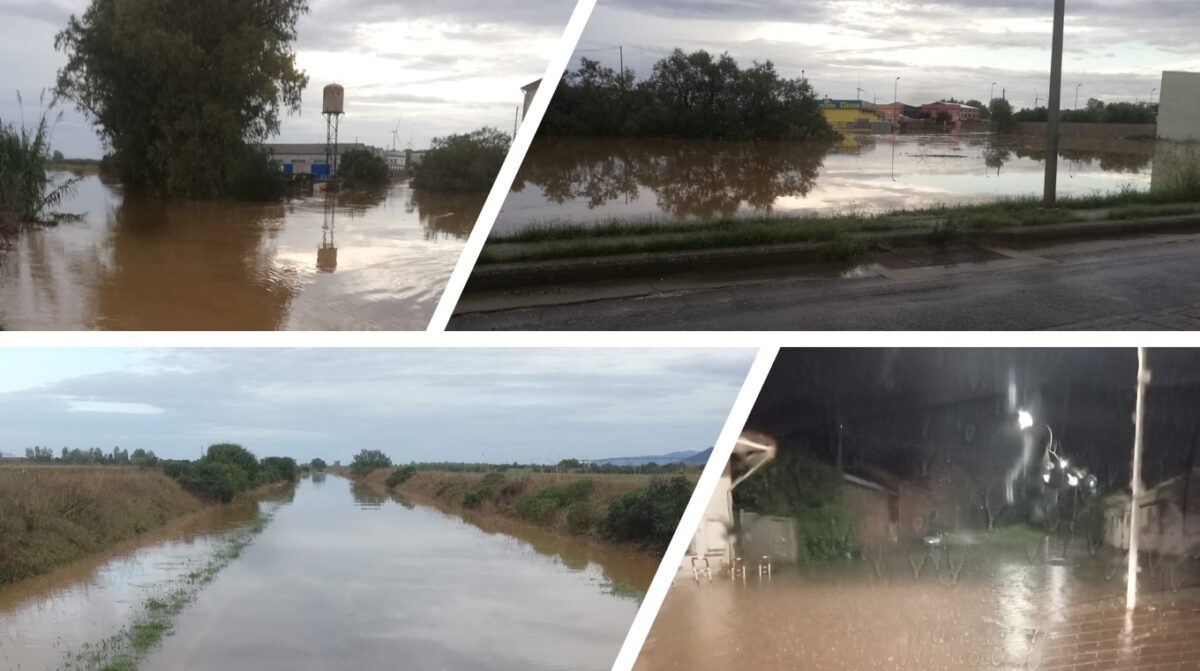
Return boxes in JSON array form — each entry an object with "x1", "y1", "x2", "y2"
[{"x1": 747, "y1": 348, "x2": 1200, "y2": 490}]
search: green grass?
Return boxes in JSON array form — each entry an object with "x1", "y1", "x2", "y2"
[
  {"x1": 57, "y1": 505, "x2": 279, "y2": 671},
  {"x1": 479, "y1": 181, "x2": 1200, "y2": 265}
]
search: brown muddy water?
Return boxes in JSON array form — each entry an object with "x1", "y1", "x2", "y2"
[
  {"x1": 0, "y1": 174, "x2": 477, "y2": 330},
  {"x1": 0, "y1": 474, "x2": 652, "y2": 671},
  {"x1": 636, "y1": 550, "x2": 1200, "y2": 671},
  {"x1": 493, "y1": 134, "x2": 1185, "y2": 235}
]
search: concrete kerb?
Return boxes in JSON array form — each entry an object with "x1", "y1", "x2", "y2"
[{"x1": 466, "y1": 212, "x2": 1200, "y2": 292}]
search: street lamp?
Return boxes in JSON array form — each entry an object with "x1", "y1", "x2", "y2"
[
  {"x1": 1018, "y1": 410, "x2": 1033, "y2": 430},
  {"x1": 1075, "y1": 83, "x2": 1082, "y2": 109},
  {"x1": 1150, "y1": 87, "x2": 1157, "y2": 106},
  {"x1": 894, "y1": 76, "x2": 900, "y2": 105},
  {"x1": 990, "y1": 82, "x2": 997, "y2": 100}
]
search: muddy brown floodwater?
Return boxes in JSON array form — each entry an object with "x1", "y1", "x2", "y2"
[
  {"x1": 493, "y1": 134, "x2": 1186, "y2": 235},
  {"x1": 636, "y1": 551, "x2": 1200, "y2": 671},
  {"x1": 0, "y1": 474, "x2": 654, "y2": 671},
  {"x1": 0, "y1": 174, "x2": 478, "y2": 330}
]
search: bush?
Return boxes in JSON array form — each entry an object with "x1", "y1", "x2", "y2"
[
  {"x1": 178, "y1": 460, "x2": 250, "y2": 503},
  {"x1": 350, "y1": 449, "x2": 392, "y2": 476},
  {"x1": 258, "y1": 456, "x2": 298, "y2": 483},
  {"x1": 462, "y1": 488, "x2": 493, "y2": 509},
  {"x1": 514, "y1": 494, "x2": 561, "y2": 524},
  {"x1": 566, "y1": 501, "x2": 599, "y2": 535},
  {"x1": 386, "y1": 465, "x2": 417, "y2": 488},
  {"x1": 205, "y1": 444, "x2": 260, "y2": 481},
  {"x1": 339, "y1": 148, "x2": 390, "y2": 187},
  {"x1": 310, "y1": 458, "x2": 327, "y2": 472},
  {"x1": 603, "y1": 475, "x2": 693, "y2": 550},
  {"x1": 410, "y1": 127, "x2": 510, "y2": 192}
]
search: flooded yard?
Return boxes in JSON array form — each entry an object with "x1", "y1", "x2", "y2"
[
  {"x1": 636, "y1": 549, "x2": 1200, "y2": 671},
  {"x1": 494, "y1": 134, "x2": 1174, "y2": 235},
  {"x1": 0, "y1": 474, "x2": 653, "y2": 670},
  {"x1": 0, "y1": 174, "x2": 477, "y2": 330}
]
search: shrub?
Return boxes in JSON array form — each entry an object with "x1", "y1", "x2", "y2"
[
  {"x1": 514, "y1": 494, "x2": 560, "y2": 525},
  {"x1": 566, "y1": 501, "x2": 599, "y2": 535},
  {"x1": 385, "y1": 465, "x2": 417, "y2": 488},
  {"x1": 224, "y1": 146, "x2": 287, "y2": 201},
  {"x1": 350, "y1": 449, "x2": 392, "y2": 476},
  {"x1": 410, "y1": 127, "x2": 510, "y2": 192},
  {"x1": 462, "y1": 488, "x2": 493, "y2": 509},
  {"x1": 178, "y1": 460, "x2": 250, "y2": 503},
  {"x1": 310, "y1": 458, "x2": 327, "y2": 472},
  {"x1": 0, "y1": 94, "x2": 80, "y2": 233},
  {"x1": 205, "y1": 444, "x2": 259, "y2": 481},
  {"x1": 603, "y1": 476, "x2": 693, "y2": 550},
  {"x1": 338, "y1": 148, "x2": 390, "y2": 187},
  {"x1": 258, "y1": 456, "x2": 299, "y2": 483}
]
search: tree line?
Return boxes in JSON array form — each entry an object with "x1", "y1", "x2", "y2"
[
  {"x1": 540, "y1": 50, "x2": 838, "y2": 141},
  {"x1": 1012, "y1": 98, "x2": 1157, "y2": 125}
]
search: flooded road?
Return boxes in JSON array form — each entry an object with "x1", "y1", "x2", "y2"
[
  {"x1": 494, "y1": 134, "x2": 1176, "y2": 234},
  {"x1": 0, "y1": 474, "x2": 651, "y2": 670},
  {"x1": 0, "y1": 174, "x2": 477, "y2": 330},
  {"x1": 636, "y1": 551, "x2": 1200, "y2": 670}
]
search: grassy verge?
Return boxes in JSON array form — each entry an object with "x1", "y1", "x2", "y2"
[
  {"x1": 57, "y1": 504, "x2": 277, "y2": 671},
  {"x1": 480, "y1": 183, "x2": 1200, "y2": 265},
  {"x1": 366, "y1": 469, "x2": 697, "y2": 554},
  {"x1": 0, "y1": 466, "x2": 203, "y2": 584}
]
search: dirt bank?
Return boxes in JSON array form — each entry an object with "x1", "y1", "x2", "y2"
[{"x1": 0, "y1": 465, "x2": 203, "y2": 583}]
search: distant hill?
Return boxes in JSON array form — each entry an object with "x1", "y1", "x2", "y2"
[{"x1": 587, "y1": 448, "x2": 712, "y2": 467}]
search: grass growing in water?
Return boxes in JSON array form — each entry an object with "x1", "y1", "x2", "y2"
[
  {"x1": 57, "y1": 504, "x2": 280, "y2": 671},
  {"x1": 0, "y1": 93, "x2": 81, "y2": 239},
  {"x1": 480, "y1": 178, "x2": 1200, "y2": 265}
]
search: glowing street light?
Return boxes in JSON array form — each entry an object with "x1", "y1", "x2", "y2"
[{"x1": 1018, "y1": 410, "x2": 1033, "y2": 430}]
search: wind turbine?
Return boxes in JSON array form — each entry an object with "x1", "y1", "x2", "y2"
[{"x1": 391, "y1": 118, "x2": 401, "y2": 151}]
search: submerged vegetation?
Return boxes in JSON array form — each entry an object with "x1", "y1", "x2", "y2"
[
  {"x1": 0, "y1": 95, "x2": 81, "y2": 239},
  {"x1": 59, "y1": 505, "x2": 276, "y2": 671},
  {"x1": 339, "y1": 148, "x2": 391, "y2": 187},
  {"x1": 479, "y1": 176, "x2": 1200, "y2": 265},
  {"x1": 542, "y1": 50, "x2": 837, "y2": 141},
  {"x1": 166, "y1": 443, "x2": 299, "y2": 503},
  {"x1": 411, "y1": 127, "x2": 510, "y2": 192}
]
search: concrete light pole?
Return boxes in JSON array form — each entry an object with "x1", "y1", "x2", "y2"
[
  {"x1": 1075, "y1": 83, "x2": 1082, "y2": 109},
  {"x1": 990, "y1": 82, "x2": 996, "y2": 100},
  {"x1": 1127, "y1": 347, "x2": 1149, "y2": 611},
  {"x1": 1043, "y1": 0, "x2": 1066, "y2": 207},
  {"x1": 894, "y1": 76, "x2": 900, "y2": 105}
]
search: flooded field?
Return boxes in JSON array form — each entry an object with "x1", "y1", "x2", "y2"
[
  {"x1": 0, "y1": 474, "x2": 653, "y2": 670},
  {"x1": 0, "y1": 174, "x2": 477, "y2": 330},
  {"x1": 636, "y1": 550, "x2": 1200, "y2": 670},
  {"x1": 494, "y1": 134, "x2": 1175, "y2": 234}
]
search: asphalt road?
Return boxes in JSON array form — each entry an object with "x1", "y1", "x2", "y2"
[{"x1": 449, "y1": 233, "x2": 1200, "y2": 330}]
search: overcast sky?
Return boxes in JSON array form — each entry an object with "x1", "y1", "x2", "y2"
[
  {"x1": 0, "y1": 348, "x2": 751, "y2": 464},
  {"x1": 0, "y1": 0, "x2": 573, "y2": 158},
  {"x1": 576, "y1": 0, "x2": 1199, "y2": 111}
]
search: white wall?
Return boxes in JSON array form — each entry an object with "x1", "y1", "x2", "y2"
[{"x1": 1157, "y1": 71, "x2": 1200, "y2": 142}]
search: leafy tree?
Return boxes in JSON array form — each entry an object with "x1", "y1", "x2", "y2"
[
  {"x1": 338, "y1": 148, "x2": 390, "y2": 187},
  {"x1": 205, "y1": 443, "x2": 260, "y2": 480},
  {"x1": 309, "y1": 458, "x2": 327, "y2": 472},
  {"x1": 350, "y1": 449, "x2": 392, "y2": 476},
  {"x1": 24, "y1": 446, "x2": 54, "y2": 462},
  {"x1": 54, "y1": 0, "x2": 309, "y2": 198},
  {"x1": 411, "y1": 127, "x2": 510, "y2": 192},
  {"x1": 558, "y1": 458, "x2": 582, "y2": 469},
  {"x1": 989, "y1": 97, "x2": 1016, "y2": 132},
  {"x1": 603, "y1": 476, "x2": 693, "y2": 550},
  {"x1": 130, "y1": 448, "x2": 158, "y2": 467},
  {"x1": 259, "y1": 456, "x2": 299, "y2": 483}
]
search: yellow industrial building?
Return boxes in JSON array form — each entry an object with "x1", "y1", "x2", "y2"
[{"x1": 819, "y1": 99, "x2": 885, "y2": 128}]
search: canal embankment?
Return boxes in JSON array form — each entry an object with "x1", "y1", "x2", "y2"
[
  {"x1": 0, "y1": 466, "x2": 203, "y2": 584},
  {"x1": 357, "y1": 468, "x2": 697, "y2": 557}
]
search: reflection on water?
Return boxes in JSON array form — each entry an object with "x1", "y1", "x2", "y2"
[
  {"x1": 139, "y1": 475, "x2": 647, "y2": 671},
  {"x1": 636, "y1": 550, "x2": 1200, "y2": 671},
  {"x1": 494, "y1": 134, "x2": 1188, "y2": 234},
  {"x1": 0, "y1": 176, "x2": 475, "y2": 330},
  {"x1": 0, "y1": 475, "x2": 650, "y2": 670}
]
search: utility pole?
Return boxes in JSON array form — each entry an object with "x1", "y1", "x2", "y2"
[
  {"x1": 991, "y1": 82, "x2": 996, "y2": 100},
  {"x1": 1043, "y1": 0, "x2": 1065, "y2": 208},
  {"x1": 619, "y1": 45, "x2": 623, "y2": 80},
  {"x1": 1127, "y1": 347, "x2": 1149, "y2": 611},
  {"x1": 513, "y1": 106, "x2": 519, "y2": 139},
  {"x1": 1075, "y1": 83, "x2": 1082, "y2": 109},
  {"x1": 894, "y1": 76, "x2": 900, "y2": 105}
]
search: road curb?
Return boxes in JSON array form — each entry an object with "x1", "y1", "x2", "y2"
[{"x1": 467, "y1": 212, "x2": 1200, "y2": 291}]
